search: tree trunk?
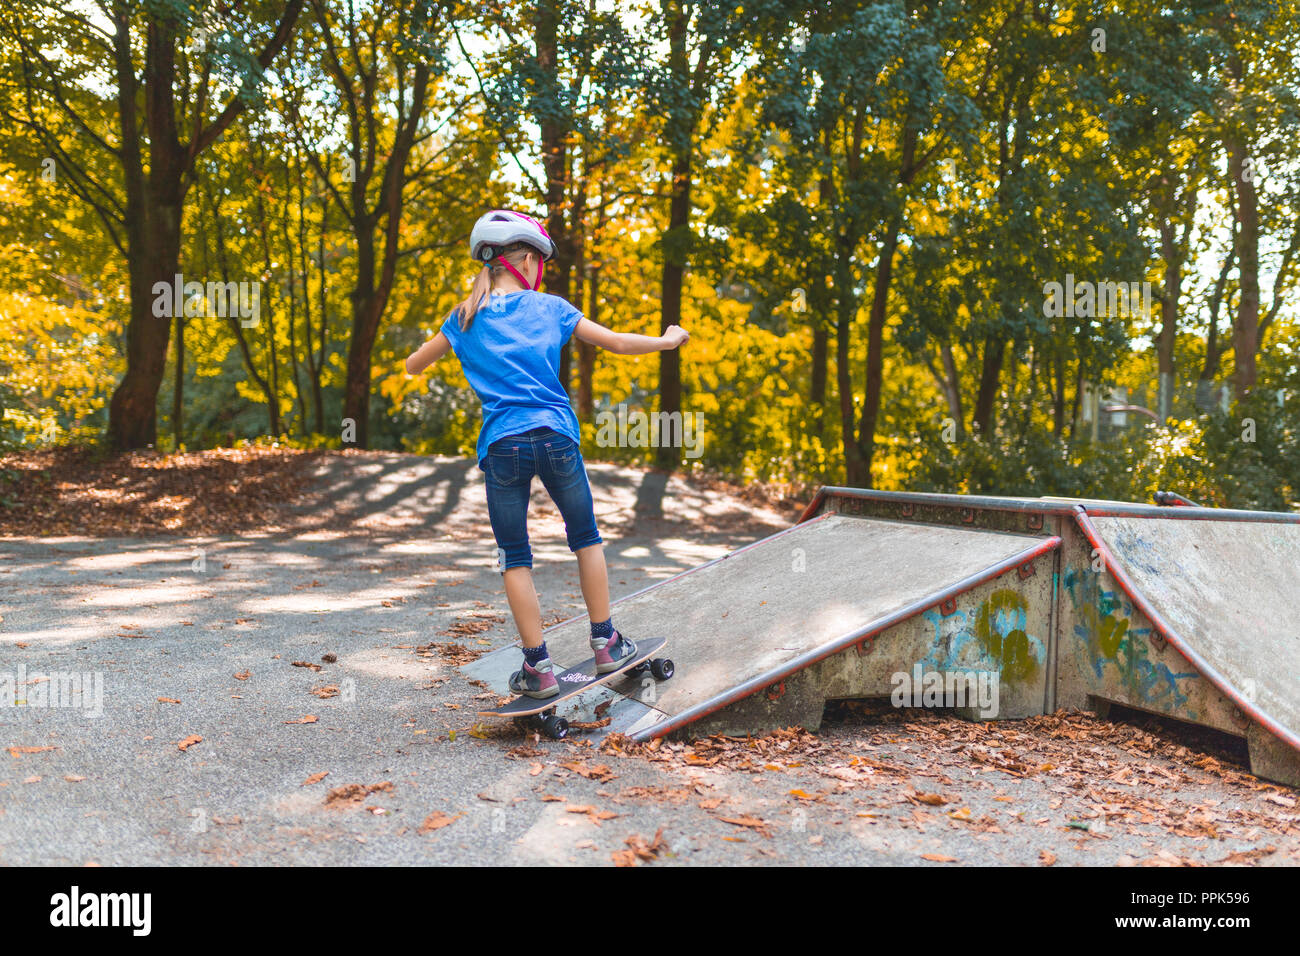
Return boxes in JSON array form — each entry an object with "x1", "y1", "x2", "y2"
[
  {"x1": 312, "y1": 197, "x2": 328, "y2": 433},
  {"x1": 105, "y1": 2, "x2": 304, "y2": 450},
  {"x1": 337, "y1": 67, "x2": 430, "y2": 448},
  {"x1": 1051, "y1": 348, "x2": 1066, "y2": 439},
  {"x1": 109, "y1": 178, "x2": 184, "y2": 451},
  {"x1": 172, "y1": 312, "x2": 184, "y2": 449},
  {"x1": 1225, "y1": 55, "x2": 1259, "y2": 400},
  {"x1": 578, "y1": 264, "x2": 597, "y2": 422},
  {"x1": 253, "y1": 158, "x2": 283, "y2": 436},
  {"x1": 856, "y1": 217, "x2": 903, "y2": 482},
  {"x1": 834, "y1": 243, "x2": 863, "y2": 485},
  {"x1": 1156, "y1": 226, "x2": 1181, "y2": 422},
  {"x1": 655, "y1": 2, "x2": 693, "y2": 472},
  {"x1": 972, "y1": 334, "x2": 1006, "y2": 435},
  {"x1": 1199, "y1": 242, "x2": 1235, "y2": 396},
  {"x1": 939, "y1": 341, "x2": 965, "y2": 440},
  {"x1": 342, "y1": 215, "x2": 377, "y2": 445}
]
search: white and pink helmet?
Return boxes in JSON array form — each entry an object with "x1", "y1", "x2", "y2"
[{"x1": 469, "y1": 209, "x2": 555, "y2": 291}]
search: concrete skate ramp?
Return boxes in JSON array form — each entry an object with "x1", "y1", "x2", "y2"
[
  {"x1": 1076, "y1": 510, "x2": 1300, "y2": 751},
  {"x1": 462, "y1": 512, "x2": 1060, "y2": 739}
]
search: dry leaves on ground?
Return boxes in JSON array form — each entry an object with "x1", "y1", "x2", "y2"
[
  {"x1": 0, "y1": 446, "x2": 322, "y2": 536},
  {"x1": 439, "y1": 613, "x2": 506, "y2": 639},
  {"x1": 324, "y1": 782, "x2": 394, "y2": 808},
  {"x1": 559, "y1": 760, "x2": 616, "y2": 783},
  {"x1": 612, "y1": 828, "x2": 667, "y2": 867},
  {"x1": 416, "y1": 641, "x2": 487, "y2": 666}
]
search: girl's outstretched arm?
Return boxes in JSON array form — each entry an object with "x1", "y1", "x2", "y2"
[
  {"x1": 405, "y1": 331, "x2": 452, "y2": 374},
  {"x1": 574, "y1": 318, "x2": 689, "y2": 355}
]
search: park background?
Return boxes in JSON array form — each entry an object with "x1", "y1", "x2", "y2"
[{"x1": 1, "y1": 0, "x2": 1298, "y2": 515}]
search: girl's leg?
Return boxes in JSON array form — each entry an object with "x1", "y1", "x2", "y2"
[
  {"x1": 573, "y1": 543, "x2": 611, "y2": 625},
  {"x1": 503, "y1": 566, "x2": 544, "y2": 648}
]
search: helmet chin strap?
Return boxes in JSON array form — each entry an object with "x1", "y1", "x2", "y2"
[{"x1": 497, "y1": 256, "x2": 544, "y2": 291}]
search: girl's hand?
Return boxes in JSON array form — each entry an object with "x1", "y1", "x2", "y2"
[{"x1": 661, "y1": 325, "x2": 690, "y2": 349}]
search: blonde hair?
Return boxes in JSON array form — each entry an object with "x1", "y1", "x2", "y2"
[{"x1": 455, "y1": 244, "x2": 540, "y2": 331}]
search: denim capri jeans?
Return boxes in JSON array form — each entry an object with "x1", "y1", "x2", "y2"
[{"x1": 479, "y1": 426, "x2": 602, "y2": 571}]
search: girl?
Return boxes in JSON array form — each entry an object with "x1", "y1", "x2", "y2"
[{"x1": 405, "y1": 209, "x2": 689, "y2": 698}]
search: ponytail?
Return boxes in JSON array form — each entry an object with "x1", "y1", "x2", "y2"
[
  {"x1": 453, "y1": 243, "x2": 542, "y2": 331},
  {"x1": 455, "y1": 266, "x2": 494, "y2": 331}
]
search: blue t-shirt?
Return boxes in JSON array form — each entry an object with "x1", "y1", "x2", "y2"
[{"x1": 439, "y1": 291, "x2": 583, "y2": 462}]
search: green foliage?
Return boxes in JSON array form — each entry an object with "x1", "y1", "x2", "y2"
[{"x1": 0, "y1": 0, "x2": 1297, "y2": 513}]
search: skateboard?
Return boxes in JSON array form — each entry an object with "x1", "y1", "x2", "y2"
[{"x1": 479, "y1": 636, "x2": 673, "y2": 739}]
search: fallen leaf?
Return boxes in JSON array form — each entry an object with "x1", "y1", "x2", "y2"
[
  {"x1": 910, "y1": 791, "x2": 949, "y2": 806},
  {"x1": 177, "y1": 735, "x2": 202, "y2": 752},
  {"x1": 284, "y1": 715, "x2": 318, "y2": 725},
  {"x1": 418, "y1": 811, "x2": 460, "y2": 834},
  {"x1": 302, "y1": 772, "x2": 329, "y2": 786},
  {"x1": 716, "y1": 815, "x2": 771, "y2": 838},
  {"x1": 7, "y1": 746, "x2": 58, "y2": 758}
]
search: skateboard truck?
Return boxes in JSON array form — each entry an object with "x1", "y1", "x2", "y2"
[
  {"x1": 513, "y1": 709, "x2": 570, "y2": 740},
  {"x1": 627, "y1": 658, "x2": 676, "y2": 682}
]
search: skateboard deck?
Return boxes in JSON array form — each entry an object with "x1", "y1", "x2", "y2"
[{"x1": 479, "y1": 636, "x2": 671, "y2": 727}]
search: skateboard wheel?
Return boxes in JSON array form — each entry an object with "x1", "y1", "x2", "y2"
[
  {"x1": 542, "y1": 715, "x2": 569, "y2": 740},
  {"x1": 651, "y1": 658, "x2": 675, "y2": 681}
]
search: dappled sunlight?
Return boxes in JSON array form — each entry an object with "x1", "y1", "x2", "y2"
[
  {"x1": 0, "y1": 622, "x2": 113, "y2": 647},
  {"x1": 250, "y1": 584, "x2": 425, "y2": 615},
  {"x1": 342, "y1": 647, "x2": 442, "y2": 683},
  {"x1": 76, "y1": 583, "x2": 213, "y2": 608},
  {"x1": 653, "y1": 538, "x2": 730, "y2": 567}
]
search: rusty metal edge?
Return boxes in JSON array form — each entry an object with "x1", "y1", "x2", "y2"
[
  {"x1": 630, "y1": 535, "x2": 1063, "y2": 742},
  {"x1": 801, "y1": 486, "x2": 1299, "y2": 524},
  {"x1": 1072, "y1": 506, "x2": 1300, "y2": 753}
]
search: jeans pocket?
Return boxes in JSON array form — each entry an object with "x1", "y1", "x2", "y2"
[
  {"x1": 486, "y1": 448, "x2": 520, "y2": 485},
  {"x1": 544, "y1": 440, "x2": 579, "y2": 478}
]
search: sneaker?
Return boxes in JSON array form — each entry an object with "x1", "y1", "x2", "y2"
[
  {"x1": 591, "y1": 630, "x2": 638, "y2": 674},
  {"x1": 509, "y1": 658, "x2": 559, "y2": 699}
]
